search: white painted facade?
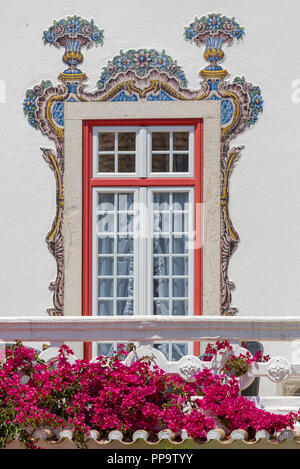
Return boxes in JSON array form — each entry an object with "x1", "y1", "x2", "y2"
[{"x1": 1, "y1": 0, "x2": 300, "y2": 395}]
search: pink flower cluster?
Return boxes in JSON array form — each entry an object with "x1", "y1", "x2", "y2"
[
  {"x1": 202, "y1": 340, "x2": 270, "y2": 376},
  {"x1": 193, "y1": 369, "x2": 297, "y2": 438},
  {"x1": 0, "y1": 343, "x2": 297, "y2": 448}
]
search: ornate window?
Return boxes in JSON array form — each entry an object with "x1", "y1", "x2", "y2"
[{"x1": 23, "y1": 14, "x2": 263, "y2": 328}]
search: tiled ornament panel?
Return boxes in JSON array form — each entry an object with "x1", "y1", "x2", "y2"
[{"x1": 23, "y1": 14, "x2": 263, "y2": 316}]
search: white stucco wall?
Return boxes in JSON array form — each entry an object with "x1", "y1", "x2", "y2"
[{"x1": 0, "y1": 0, "x2": 300, "y2": 393}]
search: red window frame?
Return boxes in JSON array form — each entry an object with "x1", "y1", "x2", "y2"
[{"x1": 82, "y1": 119, "x2": 203, "y2": 359}]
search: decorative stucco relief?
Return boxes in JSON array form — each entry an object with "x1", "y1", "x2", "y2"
[{"x1": 23, "y1": 13, "x2": 263, "y2": 316}]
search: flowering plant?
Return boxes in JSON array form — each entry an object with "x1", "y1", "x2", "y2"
[
  {"x1": 0, "y1": 343, "x2": 296, "y2": 449},
  {"x1": 202, "y1": 340, "x2": 270, "y2": 377}
]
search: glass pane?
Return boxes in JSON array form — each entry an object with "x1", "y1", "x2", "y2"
[
  {"x1": 152, "y1": 132, "x2": 170, "y2": 151},
  {"x1": 153, "y1": 193, "x2": 169, "y2": 210},
  {"x1": 172, "y1": 193, "x2": 188, "y2": 210},
  {"x1": 153, "y1": 237, "x2": 169, "y2": 254},
  {"x1": 153, "y1": 212, "x2": 169, "y2": 233},
  {"x1": 98, "y1": 193, "x2": 114, "y2": 211},
  {"x1": 173, "y1": 132, "x2": 189, "y2": 150},
  {"x1": 99, "y1": 132, "x2": 115, "y2": 151},
  {"x1": 172, "y1": 257, "x2": 188, "y2": 275},
  {"x1": 98, "y1": 278, "x2": 114, "y2": 297},
  {"x1": 172, "y1": 212, "x2": 188, "y2": 232},
  {"x1": 97, "y1": 213, "x2": 114, "y2": 233},
  {"x1": 98, "y1": 343, "x2": 114, "y2": 357},
  {"x1": 153, "y1": 279, "x2": 169, "y2": 297},
  {"x1": 172, "y1": 278, "x2": 188, "y2": 297},
  {"x1": 98, "y1": 237, "x2": 114, "y2": 254},
  {"x1": 152, "y1": 154, "x2": 169, "y2": 172},
  {"x1": 118, "y1": 213, "x2": 133, "y2": 232},
  {"x1": 117, "y1": 300, "x2": 133, "y2": 315},
  {"x1": 117, "y1": 256, "x2": 134, "y2": 276},
  {"x1": 172, "y1": 236, "x2": 188, "y2": 254},
  {"x1": 98, "y1": 257, "x2": 114, "y2": 276},
  {"x1": 172, "y1": 300, "x2": 188, "y2": 316},
  {"x1": 118, "y1": 154, "x2": 135, "y2": 172},
  {"x1": 117, "y1": 236, "x2": 134, "y2": 254},
  {"x1": 173, "y1": 154, "x2": 189, "y2": 172},
  {"x1": 118, "y1": 193, "x2": 134, "y2": 211},
  {"x1": 118, "y1": 132, "x2": 136, "y2": 151},
  {"x1": 117, "y1": 278, "x2": 133, "y2": 297},
  {"x1": 172, "y1": 343, "x2": 188, "y2": 361},
  {"x1": 99, "y1": 154, "x2": 115, "y2": 172},
  {"x1": 98, "y1": 300, "x2": 113, "y2": 316},
  {"x1": 153, "y1": 257, "x2": 169, "y2": 276},
  {"x1": 154, "y1": 343, "x2": 170, "y2": 360},
  {"x1": 153, "y1": 300, "x2": 169, "y2": 315}
]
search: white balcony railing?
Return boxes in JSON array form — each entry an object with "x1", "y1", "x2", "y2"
[{"x1": 1, "y1": 315, "x2": 300, "y2": 414}]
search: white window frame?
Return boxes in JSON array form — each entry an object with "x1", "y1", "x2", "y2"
[
  {"x1": 92, "y1": 125, "x2": 194, "y2": 178},
  {"x1": 147, "y1": 126, "x2": 194, "y2": 178},
  {"x1": 92, "y1": 186, "x2": 194, "y2": 318},
  {"x1": 93, "y1": 126, "x2": 141, "y2": 178}
]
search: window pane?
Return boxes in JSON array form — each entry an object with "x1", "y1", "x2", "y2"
[
  {"x1": 99, "y1": 154, "x2": 115, "y2": 172},
  {"x1": 118, "y1": 132, "x2": 136, "y2": 151},
  {"x1": 172, "y1": 278, "x2": 188, "y2": 297},
  {"x1": 172, "y1": 257, "x2": 188, "y2": 275},
  {"x1": 172, "y1": 193, "x2": 188, "y2": 210},
  {"x1": 153, "y1": 212, "x2": 169, "y2": 233},
  {"x1": 117, "y1": 278, "x2": 133, "y2": 297},
  {"x1": 152, "y1": 132, "x2": 170, "y2": 151},
  {"x1": 117, "y1": 236, "x2": 134, "y2": 254},
  {"x1": 98, "y1": 193, "x2": 114, "y2": 211},
  {"x1": 98, "y1": 300, "x2": 113, "y2": 316},
  {"x1": 99, "y1": 132, "x2": 115, "y2": 151},
  {"x1": 97, "y1": 213, "x2": 114, "y2": 233},
  {"x1": 173, "y1": 132, "x2": 189, "y2": 150},
  {"x1": 118, "y1": 193, "x2": 134, "y2": 211},
  {"x1": 153, "y1": 237, "x2": 169, "y2": 254},
  {"x1": 154, "y1": 343, "x2": 170, "y2": 360},
  {"x1": 98, "y1": 257, "x2": 114, "y2": 276},
  {"x1": 152, "y1": 154, "x2": 169, "y2": 172},
  {"x1": 153, "y1": 193, "x2": 170, "y2": 210},
  {"x1": 118, "y1": 154, "x2": 135, "y2": 172},
  {"x1": 172, "y1": 212, "x2": 188, "y2": 232},
  {"x1": 118, "y1": 213, "x2": 133, "y2": 232},
  {"x1": 172, "y1": 235, "x2": 188, "y2": 254},
  {"x1": 117, "y1": 256, "x2": 134, "y2": 276},
  {"x1": 153, "y1": 300, "x2": 169, "y2": 315},
  {"x1": 98, "y1": 343, "x2": 114, "y2": 356},
  {"x1": 153, "y1": 257, "x2": 169, "y2": 276},
  {"x1": 117, "y1": 300, "x2": 133, "y2": 315},
  {"x1": 172, "y1": 300, "x2": 188, "y2": 316},
  {"x1": 172, "y1": 343, "x2": 188, "y2": 361},
  {"x1": 98, "y1": 278, "x2": 114, "y2": 297},
  {"x1": 173, "y1": 154, "x2": 189, "y2": 172},
  {"x1": 153, "y1": 279, "x2": 169, "y2": 297},
  {"x1": 98, "y1": 237, "x2": 114, "y2": 254}
]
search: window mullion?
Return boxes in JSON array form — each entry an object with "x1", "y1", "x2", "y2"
[
  {"x1": 137, "y1": 127, "x2": 147, "y2": 177},
  {"x1": 137, "y1": 187, "x2": 148, "y2": 315}
]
